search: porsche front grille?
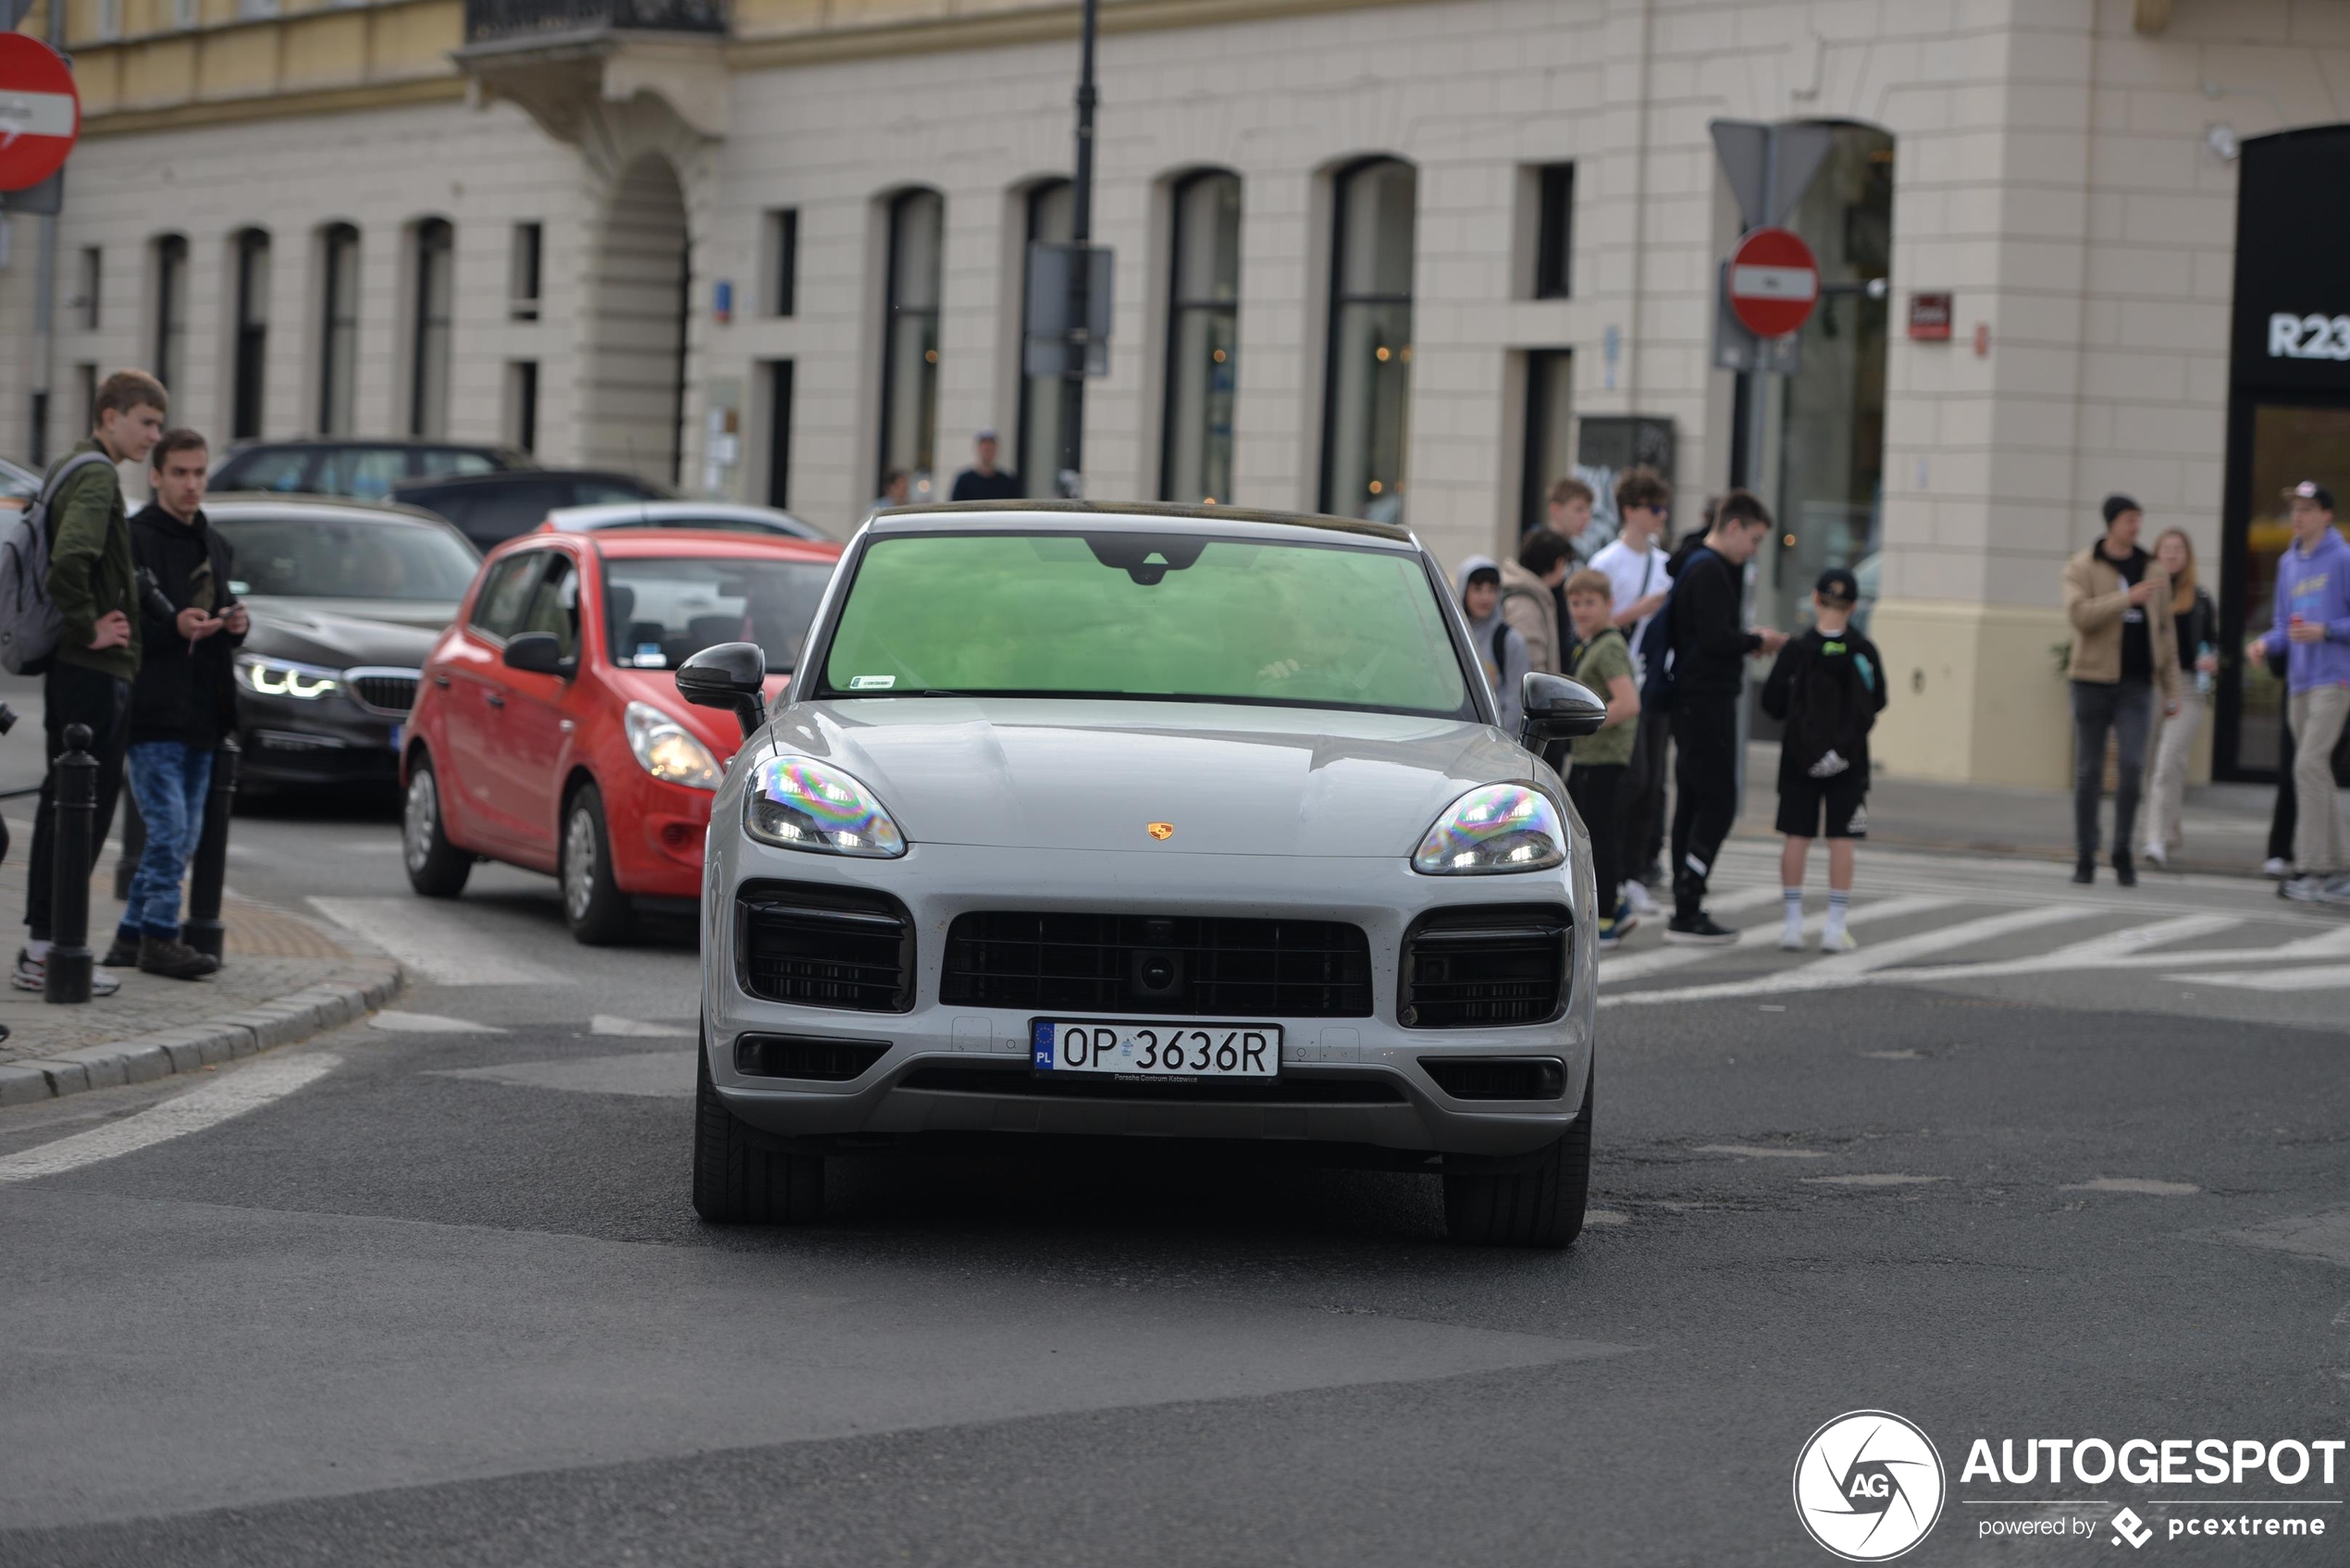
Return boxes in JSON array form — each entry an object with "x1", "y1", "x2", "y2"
[
  {"x1": 736, "y1": 881, "x2": 914, "y2": 1013},
  {"x1": 939, "y1": 911, "x2": 1373, "y2": 1018},
  {"x1": 1398, "y1": 906, "x2": 1570, "y2": 1029}
]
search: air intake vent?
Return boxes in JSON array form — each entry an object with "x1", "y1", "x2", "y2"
[
  {"x1": 1419, "y1": 1056, "x2": 1567, "y2": 1101},
  {"x1": 736, "y1": 880, "x2": 913, "y2": 1013},
  {"x1": 1399, "y1": 905, "x2": 1569, "y2": 1029},
  {"x1": 940, "y1": 911, "x2": 1372, "y2": 1018},
  {"x1": 735, "y1": 1034, "x2": 889, "y2": 1081},
  {"x1": 898, "y1": 1064, "x2": 1405, "y2": 1104}
]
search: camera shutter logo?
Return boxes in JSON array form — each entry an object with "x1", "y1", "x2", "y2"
[{"x1": 1792, "y1": 1410, "x2": 1946, "y2": 1562}]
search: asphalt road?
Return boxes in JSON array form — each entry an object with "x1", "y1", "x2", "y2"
[{"x1": 2, "y1": 793, "x2": 2348, "y2": 1565}]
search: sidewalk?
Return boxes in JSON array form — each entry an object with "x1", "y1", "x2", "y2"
[
  {"x1": 0, "y1": 821, "x2": 399, "y2": 1106},
  {"x1": 1728, "y1": 743, "x2": 2292, "y2": 877}
]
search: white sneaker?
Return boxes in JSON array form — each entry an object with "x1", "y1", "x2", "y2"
[
  {"x1": 1820, "y1": 928, "x2": 1860, "y2": 954},
  {"x1": 2141, "y1": 841, "x2": 2167, "y2": 869},
  {"x1": 2317, "y1": 875, "x2": 2350, "y2": 907},
  {"x1": 1620, "y1": 880, "x2": 1660, "y2": 917},
  {"x1": 1778, "y1": 926, "x2": 1806, "y2": 953},
  {"x1": 2262, "y1": 857, "x2": 2294, "y2": 880},
  {"x1": 10, "y1": 947, "x2": 121, "y2": 996},
  {"x1": 2282, "y1": 875, "x2": 2328, "y2": 903}
]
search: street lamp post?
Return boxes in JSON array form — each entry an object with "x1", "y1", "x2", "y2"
[{"x1": 1057, "y1": 0, "x2": 1098, "y2": 498}]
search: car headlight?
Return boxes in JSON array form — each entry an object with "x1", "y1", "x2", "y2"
[
  {"x1": 624, "y1": 701, "x2": 723, "y2": 790},
  {"x1": 234, "y1": 654, "x2": 340, "y2": 701},
  {"x1": 745, "y1": 755, "x2": 907, "y2": 858},
  {"x1": 1411, "y1": 783, "x2": 1566, "y2": 874}
]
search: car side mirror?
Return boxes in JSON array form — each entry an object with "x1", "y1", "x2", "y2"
[
  {"x1": 503, "y1": 632, "x2": 575, "y2": 679},
  {"x1": 677, "y1": 640, "x2": 767, "y2": 739},
  {"x1": 1518, "y1": 672, "x2": 1608, "y2": 744}
]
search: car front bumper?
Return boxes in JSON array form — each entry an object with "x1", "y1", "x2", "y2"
[
  {"x1": 235, "y1": 690, "x2": 407, "y2": 787},
  {"x1": 702, "y1": 839, "x2": 1596, "y2": 1159}
]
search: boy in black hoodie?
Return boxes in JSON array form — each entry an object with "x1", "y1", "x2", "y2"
[
  {"x1": 115, "y1": 430, "x2": 246, "y2": 980},
  {"x1": 1761, "y1": 568, "x2": 1887, "y2": 952}
]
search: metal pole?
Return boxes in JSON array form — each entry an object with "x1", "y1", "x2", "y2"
[
  {"x1": 29, "y1": 0, "x2": 66, "y2": 467},
  {"x1": 45, "y1": 722, "x2": 95, "y2": 1005},
  {"x1": 1731, "y1": 129, "x2": 1781, "y2": 814},
  {"x1": 182, "y1": 737, "x2": 240, "y2": 960},
  {"x1": 1056, "y1": 0, "x2": 1098, "y2": 499}
]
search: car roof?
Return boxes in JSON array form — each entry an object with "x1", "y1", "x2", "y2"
[
  {"x1": 865, "y1": 499, "x2": 1417, "y2": 547},
  {"x1": 396, "y1": 468, "x2": 652, "y2": 495},
  {"x1": 221, "y1": 437, "x2": 520, "y2": 456},
  {"x1": 201, "y1": 491, "x2": 464, "y2": 527},
  {"x1": 543, "y1": 500, "x2": 817, "y2": 532},
  {"x1": 499, "y1": 528, "x2": 844, "y2": 563}
]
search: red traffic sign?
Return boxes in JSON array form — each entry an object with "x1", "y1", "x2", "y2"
[
  {"x1": 1725, "y1": 226, "x2": 1819, "y2": 339},
  {"x1": 0, "y1": 35, "x2": 80, "y2": 194}
]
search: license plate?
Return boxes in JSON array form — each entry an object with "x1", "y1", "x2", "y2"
[
  {"x1": 387, "y1": 722, "x2": 403, "y2": 752},
  {"x1": 1032, "y1": 1019, "x2": 1280, "y2": 1080}
]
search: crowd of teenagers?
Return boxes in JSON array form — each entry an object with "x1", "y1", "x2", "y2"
[{"x1": 15, "y1": 370, "x2": 247, "y2": 995}]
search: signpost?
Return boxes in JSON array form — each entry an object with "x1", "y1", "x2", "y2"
[
  {"x1": 1725, "y1": 226, "x2": 1821, "y2": 339},
  {"x1": 0, "y1": 33, "x2": 80, "y2": 194}
]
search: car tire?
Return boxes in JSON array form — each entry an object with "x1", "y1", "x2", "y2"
[
  {"x1": 692, "y1": 1036, "x2": 825, "y2": 1225},
  {"x1": 402, "y1": 754, "x2": 472, "y2": 899},
  {"x1": 559, "y1": 782, "x2": 636, "y2": 946},
  {"x1": 1442, "y1": 1066, "x2": 1591, "y2": 1250}
]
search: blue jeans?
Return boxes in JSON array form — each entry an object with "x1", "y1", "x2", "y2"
[{"x1": 119, "y1": 741, "x2": 214, "y2": 941}]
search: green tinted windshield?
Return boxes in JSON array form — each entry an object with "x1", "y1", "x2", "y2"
[{"x1": 819, "y1": 531, "x2": 1471, "y2": 716}]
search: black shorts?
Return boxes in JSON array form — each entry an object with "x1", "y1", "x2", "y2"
[{"x1": 1775, "y1": 770, "x2": 1868, "y2": 839}]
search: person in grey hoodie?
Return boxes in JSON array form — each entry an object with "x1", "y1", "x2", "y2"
[{"x1": 1457, "y1": 554, "x2": 1529, "y2": 735}]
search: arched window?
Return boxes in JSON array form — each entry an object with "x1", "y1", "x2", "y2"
[
  {"x1": 318, "y1": 223, "x2": 360, "y2": 435},
  {"x1": 409, "y1": 218, "x2": 454, "y2": 438},
  {"x1": 1161, "y1": 170, "x2": 1241, "y2": 504},
  {"x1": 1319, "y1": 158, "x2": 1416, "y2": 522},
  {"x1": 1018, "y1": 178, "x2": 1072, "y2": 496},
  {"x1": 878, "y1": 189, "x2": 944, "y2": 499},
  {"x1": 231, "y1": 228, "x2": 271, "y2": 439},
  {"x1": 152, "y1": 234, "x2": 188, "y2": 399}
]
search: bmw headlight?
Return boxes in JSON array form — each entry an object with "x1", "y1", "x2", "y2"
[
  {"x1": 745, "y1": 755, "x2": 907, "y2": 858},
  {"x1": 234, "y1": 654, "x2": 340, "y2": 701},
  {"x1": 1411, "y1": 783, "x2": 1566, "y2": 874},
  {"x1": 624, "y1": 701, "x2": 723, "y2": 790}
]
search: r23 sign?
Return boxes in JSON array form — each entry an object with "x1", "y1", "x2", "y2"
[{"x1": 2269, "y1": 312, "x2": 2350, "y2": 361}]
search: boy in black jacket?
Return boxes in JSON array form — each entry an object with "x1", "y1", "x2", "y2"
[
  {"x1": 1761, "y1": 568, "x2": 1887, "y2": 953},
  {"x1": 114, "y1": 430, "x2": 247, "y2": 980}
]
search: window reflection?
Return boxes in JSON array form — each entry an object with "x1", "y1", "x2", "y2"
[{"x1": 1162, "y1": 170, "x2": 1241, "y2": 506}]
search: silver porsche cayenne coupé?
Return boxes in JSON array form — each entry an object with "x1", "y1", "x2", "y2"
[{"x1": 675, "y1": 502, "x2": 1608, "y2": 1247}]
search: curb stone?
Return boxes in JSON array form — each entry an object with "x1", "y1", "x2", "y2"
[{"x1": 0, "y1": 960, "x2": 402, "y2": 1107}]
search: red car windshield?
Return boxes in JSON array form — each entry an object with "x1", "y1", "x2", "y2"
[{"x1": 603, "y1": 556, "x2": 835, "y2": 673}]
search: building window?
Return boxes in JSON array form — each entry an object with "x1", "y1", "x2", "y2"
[
  {"x1": 1320, "y1": 158, "x2": 1416, "y2": 523},
  {"x1": 231, "y1": 228, "x2": 271, "y2": 440},
  {"x1": 1161, "y1": 170, "x2": 1241, "y2": 505},
  {"x1": 1018, "y1": 179, "x2": 1073, "y2": 496},
  {"x1": 152, "y1": 234, "x2": 189, "y2": 400},
  {"x1": 1532, "y1": 163, "x2": 1573, "y2": 300},
  {"x1": 77, "y1": 364, "x2": 99, "y2": 431},
  {"x1": 1520, "y1": 350, "x2": 1573, "y2": 537},
  {"x1": 764, "y1": 360, "x2": 793, "y2": 508},
  {"x1": 765, "y1": 209, "x2": 798, "y2": 316},
  {"x1": 409, "y1": 218, "x2": 455, "y2": 438},
  {"x1": 318, "y1": 223, "x2": 360, "y2": 436},
  {"x1": 96, "y1": 0, "x2": 121, "y2": 40},
  {"x1": 878, "y1": 189, "x2": 943, "y2": 499},
  {"x1": 505, "y1": 360, "x2": 538, "y2": 452},
  {"x1": 76, "y1": 247, "x2": 100, "y2": 330},
  {"x1": 509, "y1": 222, "x2": 541, "y2": 321}
]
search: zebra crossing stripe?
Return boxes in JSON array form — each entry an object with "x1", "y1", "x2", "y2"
[
  {"x1": 1600, "y1": 894, "x2": 1955, "y2": 982},
  {"x1": 2164, "y1": 963, "x2": 2350, "y2": 993}
]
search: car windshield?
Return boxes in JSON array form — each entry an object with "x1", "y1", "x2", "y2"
[
  {"x1": 214, "y1": 514, "x2": 482, "y2": 601},
  {"x1": 818, "y1": 530, "x2": 1472, "y2": 717},
  {"x1": 605, "y1": 557, "x2": 835, "y2": 673}
]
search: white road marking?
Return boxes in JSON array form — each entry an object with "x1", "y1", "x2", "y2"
[
  {"x1": 2227, "y1": 1208, "x2": 2350, "y2": 1269},
  {"x1": 2165, "y1": 963, "x2": 2350, "y2": 993},
  {"x1": 1858, "y1": 913, "x2": 2244, "y2": 983},
  {"x1": 432, "y1": 1053, "x2": 691, "y2": 1098},
  {"x1": 0, "y1": 1054, "x2": 339, "y2": 1184},
  {"x1": 1600, "y1": 893, "x2": 1953, "y2": 982},
  {"x1": 370, "y1": 1010, "x2": 508, "y2": 1034},
  {"x1": 1584, "y1": 1209, "x2": 1630, "y2": 1226},
  {"x1": 1603, "y1": 904, "x2": 2091, "y2": 1007},
  {"x1": 2062, "y1": 1177, "x2": 2199, "y2": 1195},
  {"x1": 1801, "y1": 1173, "x2": 1947, "y2": 1187},
  {"x1": 590, "y1": 1014, "x2": 693, "y2": 1038},
  {"x1": 1693, "y1": 1143, "x2": 1828, "y2": 1160},
  {"x1": 306, "y1": 897, "x2": 571, "y2": 986}
]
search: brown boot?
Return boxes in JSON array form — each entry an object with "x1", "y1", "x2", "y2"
[{"x1": 138, "y1": 934, "x2": 219, "y2": 981}]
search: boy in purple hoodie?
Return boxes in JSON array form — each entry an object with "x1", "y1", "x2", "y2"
[{"x1": 2245, "y1": 480, "x2": 2350, "y2": 904}]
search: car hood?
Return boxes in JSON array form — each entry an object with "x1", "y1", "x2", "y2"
[
  {"x1": 761, "y1": 698, "x2": 1535, "y2": 857},
  {"x1": 241, "y1": 599, "x2": 452, "y2": 669}
]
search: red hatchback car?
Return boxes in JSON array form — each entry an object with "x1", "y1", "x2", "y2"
[{"x1": 400, "y1": 529, "x2": 843, "y2": 942}]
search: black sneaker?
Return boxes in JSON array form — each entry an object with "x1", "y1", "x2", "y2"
[
  {"x1": 2072, "y1": 857, "x2": 2096, "y2": 885},
  {"x1": 2112, "y1": 850, "x2": 2136, "y2": 888},
  {"x1": 1664, "y1": 913, "x2": 1739, "y2": 946}
]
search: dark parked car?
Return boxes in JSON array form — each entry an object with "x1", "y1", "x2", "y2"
[
  {"x1": 212, "y1": 438, "x2": 531, "y2": 502},
  {"x1": 392, "y1": 469, "x2": 670, "y2": 552},
  {"x1": 207, "y1": 494, "x2": 482, "y2": 789},
  {"x1": 1, "y1": 455, "x2": 38, "y2": 508}
]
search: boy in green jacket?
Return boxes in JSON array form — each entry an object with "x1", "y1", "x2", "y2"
[{"x1": 17, "y1": 369, "x2": 167, "y2": 995}]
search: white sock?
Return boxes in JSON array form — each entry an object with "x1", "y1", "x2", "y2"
[
  {"x1": 24, "y1": 939, "x2": 51, "y2": 961},
  {"x1": 1782, "y1": 887, "x2": 1803, "y2": 931},
  {"x1": 1825, "y1": 889, "x2": 1850, "y2": 936}
]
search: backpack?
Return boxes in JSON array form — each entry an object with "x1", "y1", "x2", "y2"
[
  {"x1": 1639, "y1": 545, "x2": 1714, "y2": 715},
  {"x1": 0, "y1": 451, "x2": 112, "y2": 675},
  {"x1": 1786, "y1": 638, "x2": 1874, "y2": 780}
]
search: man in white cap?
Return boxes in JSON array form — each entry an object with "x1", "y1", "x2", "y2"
[{"x1": 950, "y1": 429, "x2": 1022, "y2": 502}]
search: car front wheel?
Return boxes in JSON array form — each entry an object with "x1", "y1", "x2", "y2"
[
  {"x1": 402, "y1": 755, "x2": 471, "y2": 898},
  {"x1": 1442, "y1": 1066, "x2": 1592, "y2": 1249},
  {"x1": 692, "y1": 1035, "x2": 826, "y2": 1225},
  {"x1": 559, "y1": 782, "x2": 635, "y2": 945}
]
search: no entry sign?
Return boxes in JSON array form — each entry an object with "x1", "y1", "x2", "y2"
[
  {"x1": 1726, "y1": 226, "x2": 1820, "y2": 340},
  {"x1": 0, "y1": 34, "x2": 80, "y2": 194}
]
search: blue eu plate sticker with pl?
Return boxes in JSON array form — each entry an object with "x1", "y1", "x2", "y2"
[
  {"x1": 1033, "y1": 1020, "x2": 1054, "y2": 1070},
  {"x1": 388, "y1": 722, "x2": 402, "y2": 752}
]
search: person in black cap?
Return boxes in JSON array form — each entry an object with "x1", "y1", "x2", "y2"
[
  {"x1": 2060, "y1": 492, "x2": 2178, "y2": 885},
  {"x1": 1761, "y1": 567, "x2": 1887, "y2": 952}
]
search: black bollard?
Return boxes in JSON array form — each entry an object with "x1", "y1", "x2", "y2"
[
  {"x1": 45, "y1": 722, "x2": 97, "y2": 1005},
  {"x1": 183, "y1": 737, "x2": 240, "y2": 961},
  {"x1": 113, "y1": 790, "x2": 144, "y2": 902}
]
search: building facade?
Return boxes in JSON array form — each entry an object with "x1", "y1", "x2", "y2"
[{"x1": 6, "y1": 0, "x2": 2349, "y2": 788}]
